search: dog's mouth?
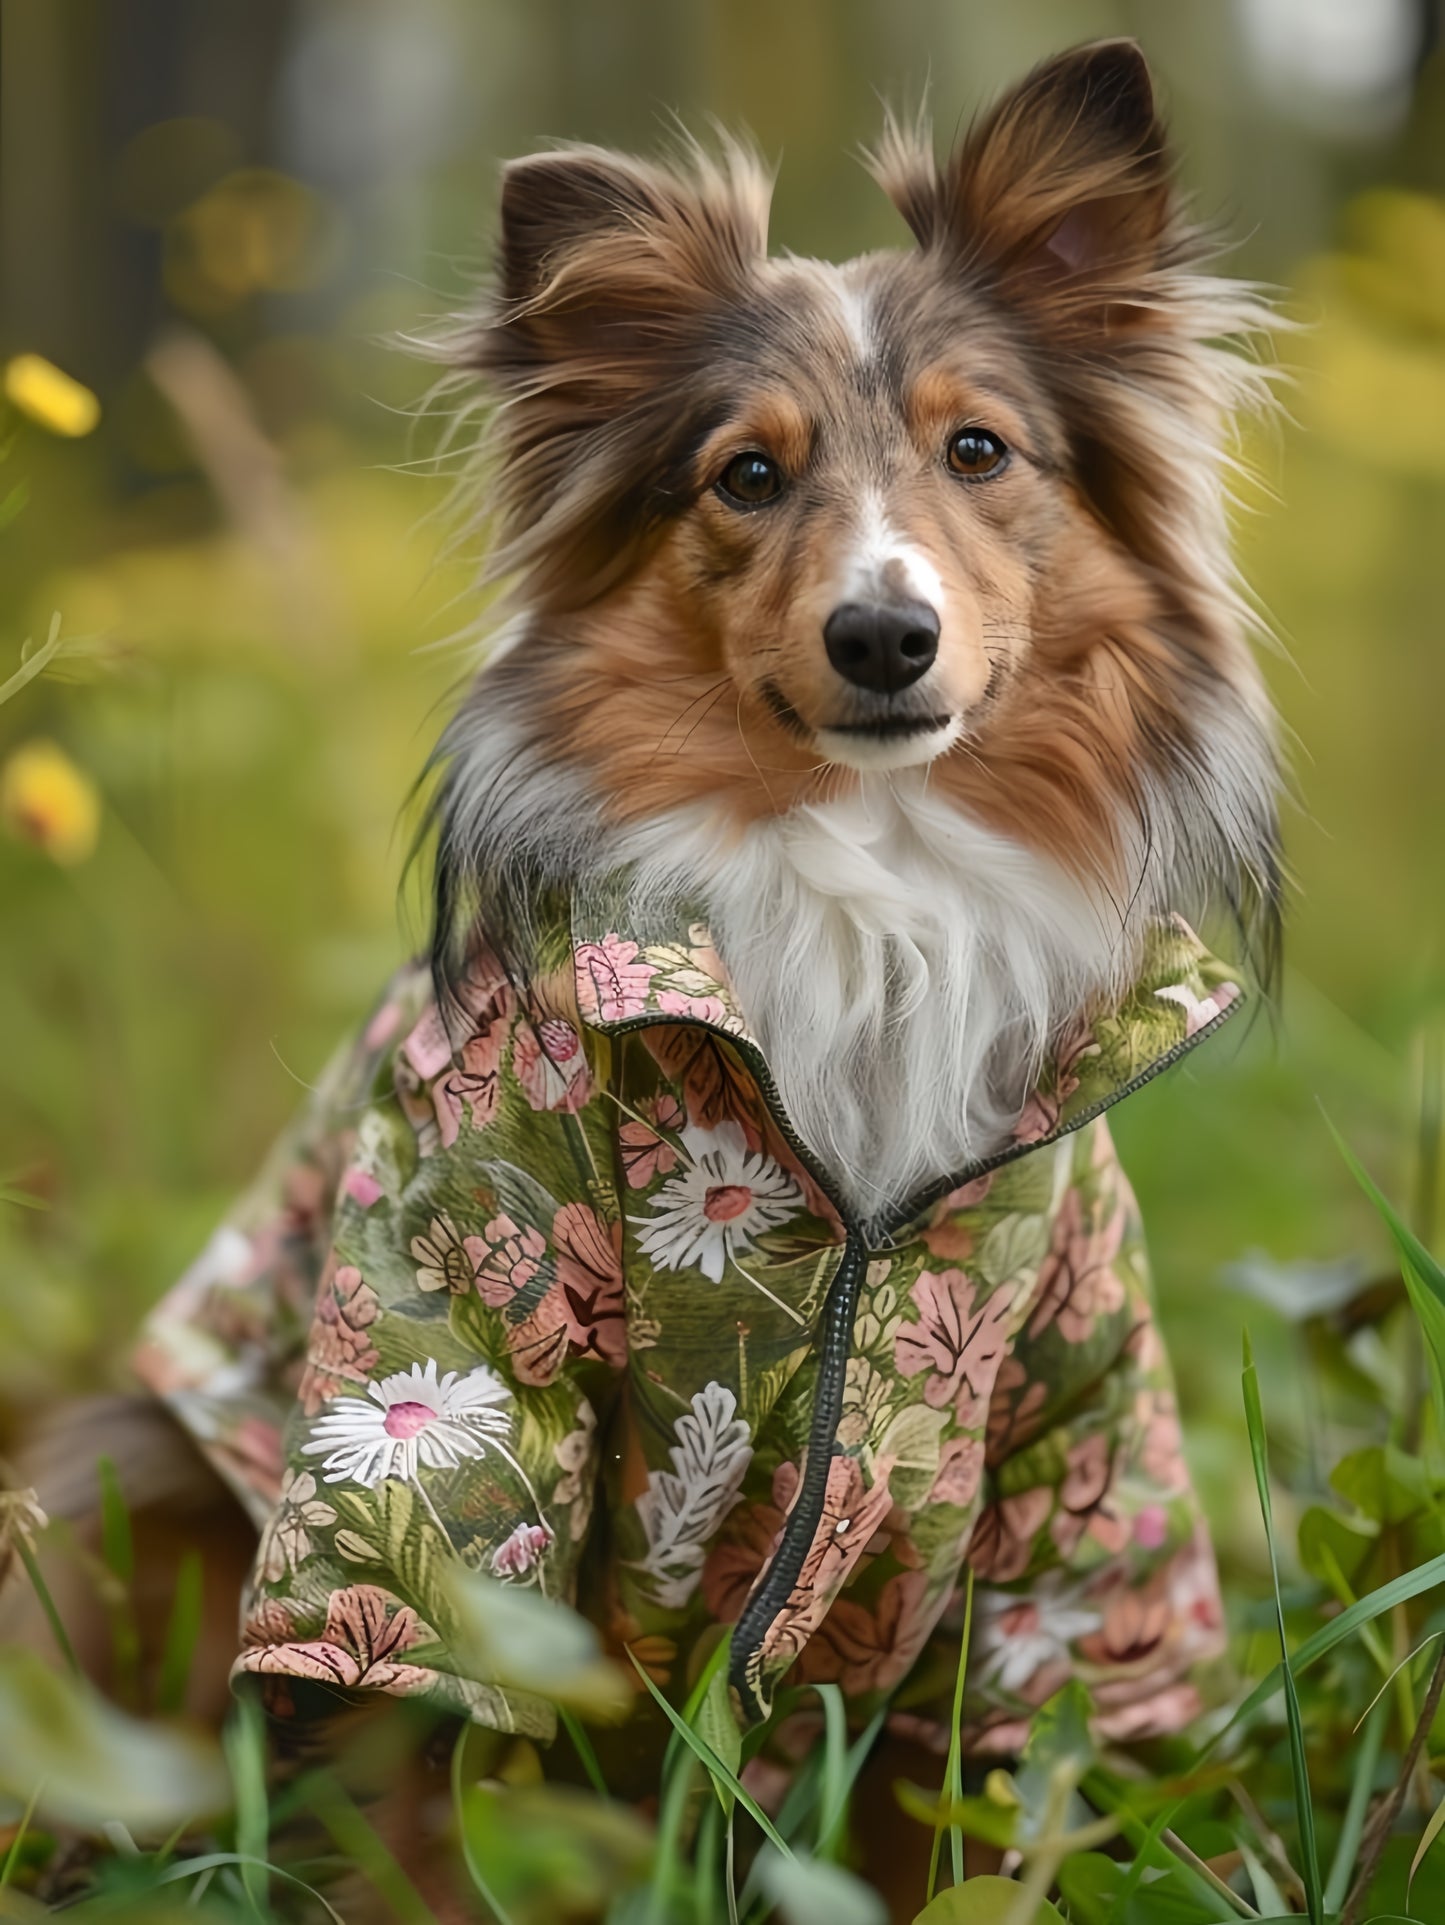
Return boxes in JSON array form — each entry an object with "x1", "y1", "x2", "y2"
[{"x1": 821, "y1": 715, "x2": 953, "y2": 740}]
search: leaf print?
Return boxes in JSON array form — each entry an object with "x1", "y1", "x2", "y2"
[
  {"x1": 513, "y1": 1017, "x2": 592, "y2": 1112},
  {"x1": 297, "y1": 1259, "x2": 381, "y2": 1416},
  {"x1": 410, "y1": 1212, "x2": 479, "y2": 1295},
  {"x1": 618, "y1": 1094, "x2": 685, "y2": 1189},
  {"x1": 552, "y1": 1203, "x2": 627, "y2": 1370},
  {"x1": 574, "y1": 932, "x2": 655, "y2": 1022},
  {"x1": 629, "y1": 1382, "x2": 753, "y2": 1609},
  {"x1": 255, "y1": 1467, "x2": 336, "y2": 1584},
  {"x1": 643, "y1": 1027, "x2": 760, "y2": 1134},
  {"x1": 893, "y1": 1268, "x2": 1016, "y2": 1425},
  {"x1": 234, "y1": 1583, "x2": 437, "y2": 1694}
]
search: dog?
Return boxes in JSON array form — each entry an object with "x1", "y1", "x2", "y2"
[{"x1": 4, "y1": 35, "x2": 1280, "y2": 1909}]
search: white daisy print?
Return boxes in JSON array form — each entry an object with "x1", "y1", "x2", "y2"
[
  {"x1": 973, "y1": 1572, "x2": 1102, "y2": 1696},
  {"x1": 632, "y1": 1122, "x2": 803, "y2": 1285},
  {"x1": 302, "y1": 1359, "x2": 512, "y2": 1488}
]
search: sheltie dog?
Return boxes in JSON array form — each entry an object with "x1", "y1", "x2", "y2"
[{"x1": 3, "y1": 37, "x2": 1281, "y2": 1918}]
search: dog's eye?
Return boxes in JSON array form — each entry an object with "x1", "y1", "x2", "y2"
[
  {"x1": 716, "y1": 452, "x2": 784, "y2": 508},
  {"x1": 946, "y1": 429, "x2": 1009, "y2": 479}
]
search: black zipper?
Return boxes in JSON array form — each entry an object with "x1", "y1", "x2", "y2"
[{"x1": 593, "y1": 992, "x2": 1245, "y2": 1721}]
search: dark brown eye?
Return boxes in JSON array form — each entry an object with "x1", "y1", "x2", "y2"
[
  {"x1": 946, "y1": 428, "x2": 1008, "y2": 479},
  {"x1": 716, "y1": 451, "x2": 784, "y2": 507}
]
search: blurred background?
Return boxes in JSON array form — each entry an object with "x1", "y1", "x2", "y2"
[{"x1": 2, "y1": 0, "x2": 1444, "y2": 1590}]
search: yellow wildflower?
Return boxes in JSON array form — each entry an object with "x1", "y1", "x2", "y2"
[
  {"x1": 3, "y1": 353, "x2": 101, "y2": 438},
  {"x1": 1, "y1": 739, "x2": 101, "y2": 864}
]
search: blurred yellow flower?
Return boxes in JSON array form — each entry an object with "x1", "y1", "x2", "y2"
[
  {"x1": 2, "y1": 354, "x2": 101, "y2": 438},
  {"x1": 1, "y1": 739, "x2": 101, "y2": 864}
]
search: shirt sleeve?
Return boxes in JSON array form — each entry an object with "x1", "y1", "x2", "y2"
[{"x1": 159, "y1": 951, "x2": 626, "y2": 1739}]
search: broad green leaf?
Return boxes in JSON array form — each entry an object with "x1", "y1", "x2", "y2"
[
  {"x1": 444, "y1": 1566, "x2": 631, "y2": 1721},
  {"x1": 0, "y1": 1648, "x2": 228, "y2": 1835},
  {"x1": 755, "y1": 1846, "x2": 886, "y2": 1925},
  {"x1": 1297, "y1": 1504, "x2": 1376, "y2": 1587},
  {"x1": 456, "y1": 1781, "x2": 651, "y2": 1925},
  {"x1": 911, "y1": 1874, "x2": 1064, "y2": 1923},
  {"x1": 1329, "y1": 1444, "x2": 1433, "y2": 1524},
  {"x1": 893, "y1": 1780, "x2": 1018, "y2": 1850}
]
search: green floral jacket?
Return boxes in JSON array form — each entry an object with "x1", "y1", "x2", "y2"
[{"x1": 134, "y1": 894, "x2": 1241, "y2": 1756}]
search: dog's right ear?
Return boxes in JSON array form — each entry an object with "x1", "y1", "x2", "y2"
[{"x1": 478, "y1": 141, "x2": 771, "y2": 386}]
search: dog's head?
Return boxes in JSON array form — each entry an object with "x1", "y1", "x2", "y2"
[{"x1": 438, "y1": 39, "x2": 1280, "y2": 970}]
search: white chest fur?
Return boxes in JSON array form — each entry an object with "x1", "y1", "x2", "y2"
[{"x1": 623, "y1": 776, "x2": 1132, "y2": 1226}]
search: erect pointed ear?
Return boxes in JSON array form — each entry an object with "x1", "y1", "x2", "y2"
[
  {"x1": 479, "y1": 139, "x2": 771, "y2": 387},
  {"x1": 872, "y1": 42, "x2": 1174, "y2": 335}
]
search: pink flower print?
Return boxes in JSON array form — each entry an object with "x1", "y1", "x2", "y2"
[
  {"x1": 490, "y1": 1519, "x2": 554, "y2": 1581},
  {"x1": 796, "y1": 1569, "x2": 934, "y2": 1697},
  {"x1": 929, "y1": 1435, "x2": 986, "y2": 1509},
  {"x1": 1012, "y1": 1022, "x2": 1097, "y2": 1145},
  {"x1": 343, "y1": 1168, "x2": 383, "y2": 1209},
  {"x1": 465, "y1": 1214, "x2": 569, "y2": 1387},
  {"x1": 985, "y1": 1355, "x2": 1049, "y2": 1468},
  {"x1": 1154, "y1": 978, "x2": 1239, "y2": 1038},
  {"x1": 1061, "y1": 1430, "x2": 1113, "y2": 1513},
  {"x1": 619, "y1": 1094, "x2": 685, "y2": 1189},
  {"x1": 894, "y1": 1269, "x2": 1015, "y2": 1425},
  {"x1": 967, "y1": 1485, "x2": 1052, "y2": 1583},
  {"x1": 756, "y1": 1459, "x2": 897, "y2": 1675},
  {"x1": 1027, "y1": 1188, "x2": 1127, "y2": 1346},
  {"x1": 410, "y1": 1212, "x2": 479, "y2": 1295},
  {"x1": 431, "y1": 989, "x2": 514, "y2": 1148},
  {"x1": 298, "y1": 1260, "x2": 381, "y2": 1416},
  {"x1": 1134, "y1": 1504, "x2": 1169, "y2": 1550},
  {"x1": 234, "y1": 1584, "x2": 436, "y2": 1695},
  {"x1": 921, "y1": 1175, "x2": 993, "y2": 1261},
  {"x1": 656, "y1": 988, "x2": 729, "y2": 1025},
  {"x1": 1137, "y1": 1391, "x2": 1189, "y2": 1495},
  {"x1": 468, "y1": 1214, "x2": 547, "y2": 1304},
  {"x1": 575, "y1": 933, "x2": 656, "y2": 1023},
  {"x1": 553, "y1": 1203, "x2": 627, "y2": 1370},
  {"x1": 363, "y1": 1000, "x2": 402, "y2": 1052},
  {"x1": 402, "y1": 1004, "x2": 453, "y2": 1081},
  {"x1": 702, "y1": 1479, "x2": 790, "y2": 1625},
  {"x1": 513, "y1": 1017, "x2": 592, "y2": 1113}
]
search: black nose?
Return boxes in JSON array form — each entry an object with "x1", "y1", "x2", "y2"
[{"x1": 823, "y1": 599, "x2": 940, "y2": 694}]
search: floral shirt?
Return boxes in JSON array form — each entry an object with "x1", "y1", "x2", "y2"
[{"x1": 133, "y1": 896, "x2": 1240, "y2": 1755}]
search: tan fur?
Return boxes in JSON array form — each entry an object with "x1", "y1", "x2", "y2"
[{"x1": 435, "y1": 39, "x2": 1278, "y2": 925}]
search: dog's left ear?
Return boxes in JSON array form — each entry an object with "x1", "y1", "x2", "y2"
[{"x1": 873, "y1": 41, "x2": 1173, "y2": 337}]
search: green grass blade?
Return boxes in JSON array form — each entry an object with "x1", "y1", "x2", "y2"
[
  {"x1": 152, "y1": 1851, "x2": 346, "y2": 1923},
  {"x1": 450, "y1": 1727, "x2": 517, "y2": 1925},
  {"x1": 1241, "y1": 1330, "x2": 1324, "y2": 1925},
  {"x1": 626, "y1": 1648, "x2": 793, "y2": 1859},
  {"x1": 1222, "y1": 1553, "x2": 1445, "y2": 1744},
  {"x1": 1409, "y1": 1785, "x2": 1445, "y2": 1902},
  {"x1": 1324, "y1": 1691, "x2": 1387, "y2": 1912},
  {"x1": 814, "y1": 1683, "x2": 848, "y2": 1858},
  {"x1": 14, "y1": 1534, "x2": 80, "y2": 1676},
  {"x1": 156, "y1": 1549, "x2": 204, "y2": 1716},
  {"x1": 558, "y1": 1706, "x2": 608, "y2": 1800},
  {"x1": 0, "y1": 1780, "x2": 41, "y2": 1890},
  {"x1": 310, "y1": 1777, "x2": 441, "y2": 1925},
  {"x1": 96, "y1": 1455, "x2": 133, "y2": 1583},
  {"x1": 222, "y1": 1692, "x2": 269, "y2": 1919},
  {"x1": 1325, "y1": 1109, "x2": 1445, "y2": 1433}
]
